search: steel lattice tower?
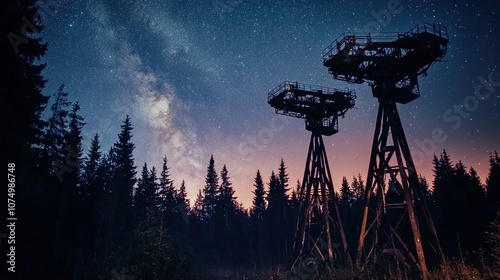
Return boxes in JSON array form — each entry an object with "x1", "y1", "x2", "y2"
[
  {"x1": 322, "y1": 22, "x2": 449, "y2": 278},
  {"x1": 268, "y1": 81, "x2": 355, "y2": 271}
]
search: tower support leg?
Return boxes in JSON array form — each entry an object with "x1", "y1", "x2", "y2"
[
  {"x1": 355, "y1": 100, "x2": 444, "y2": 279},
  {"x1": 292, "y1": 133, "x2": 348, "y2": 271}
]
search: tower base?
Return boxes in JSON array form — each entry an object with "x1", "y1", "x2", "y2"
[
  {"x1": 292, "y1": 132, "x2": 348, "y2": 271},
  {"x1": 355, "y1": 100, "x2": 444, "y2": 279}
]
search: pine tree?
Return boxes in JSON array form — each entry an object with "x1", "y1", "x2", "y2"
[
  {"x1": 92, "y1": 145, "x2": 117, "y2": 268},
  {"x1": 212, "y1": 164, "x2": 238, "y2": 264},
  {"x1": 92, "y1": 147, "x2": 116, "y2": 264},
  {"x1": 266, "y1": 171, "x2": 280, "y2": 213},
  {"x1": 79, "y1": 134, "x2": 105, "y2": 271},
  {"x1": 218, "y1": 164, "x2": 236, "y2": 228},
  {"x1": 432, "y1": 151, "x2": 488, "y2": 257},
  {"x1": 275, "y1": 160, "x2": 290, "y2": 253},
  {"x1": 54, "y1": 102, "x2": 85, "y2": 273},
  {"x1": 112, "y1": 115, "x2": 137, "y2": 208},
  {"x1": 277, "y1": 159, "x2": 290, "y2": 221},
  {"x1": 135, "y1": 163, "x2": 158, "y2": 221},
  {"x1": 193, "y1": 189, "x2": 205, "y2": 219},
  {"x1": 158, "y1": 155, "x2": 176, "y2": 215},
  {"x1": 250, "y1": 170, "x2": 266, "y2": 221},
  {"x1": 418, "y1": 174, "x2": 435, "y2": 214},
  {"x1": 174, "y1": 180, "x2": 191, "y2": 234},
  {"x1": 352, "y1": 173, "x2": 365, "y2": 201},
  {"x1": 91, "y1": 145, "x2": 117, "y2": 264},
  {"x1": 131, "y1": 208, "x2": 190, "y2": 279},
  {"x1": 386, "y1": 177, "x2": 404, "y2": 204},
  {"x1": 431, "y1": 151, "x2": 456, "y2": 256},
  {"x1": 278, "y1": 159, "x2": 290, "y2": 198},
  {"x1": 136, "y1": 163, "x2": 149, "y2": 205},
  {"x1": 289, "y1": 180, "x2": 300, "y2": 209},
  {"x1": 466, "y1": 166, "x2": 487, "y2": 249},
  {"x1": 3, "y1": 0, "x2": 49, "y2": 167},
  {"x1": 96, "y1": 147, "x2": 116, "y2": 195},
  {"x1": 203, "y1": 155, "x2": 219, "y2": 220},
  {"x1": 418, "y1": 175, "x2": 431, "y2": 198},
  {"x1": 432, "y1": 150, "x2": 453, "y2": 205},
  {"x1": 266, "y1": 170, "x2": 288, "y2": 262},
  {"x1": 288, "y1": 179, "x2": 301, "y2": 217},
  {"x1": 452, "y1": 161, "x2": 484, "y2": 252},
  {"x1": 201, "y1": 155, "x2": 219, "y2": 257},
  {"x1": 45, "y1": 84, "x2": 71, "y2": 175},
  {"x1": 487, "y1": 151, "x2": 500, "y2": 214},
  {"x1": 469, "y1": 166, "x2": 484, "y2": 200},
  {"x1": 278, "y1": 160, "x2": 299, "y2": 264},
  {"x1": 339, "y1": 176, "x2": 354, "y2": 207},
  {"x1": 42, "y1": 86, "x2": 77, "y2": 272},
  {"x1": 109, "y1": 116, "x2": 137, "y2": 258},
  {"x1": 176, "y1": 180, "x2": 190, "y2": 212},
  {"x1": 82, "y1": 134, "x2": 101, "y2": 200},
  {"x1": 2, "y1": 2, "x2": 50, "y2": 277},
  {"x1": 64, "y1": 101, "x2": 85, "y2": 193},
  {"x1": 287, "y1": 179, "x2": 301, "y2": 257}
]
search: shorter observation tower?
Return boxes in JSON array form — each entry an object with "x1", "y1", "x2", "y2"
[{"x1": 268, "y1": 81, "x2": 356, "y2": 270}]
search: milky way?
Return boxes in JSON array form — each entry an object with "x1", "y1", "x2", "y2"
[{"x1": 40, "y1": 0, "x2": 500, "y2": 206}]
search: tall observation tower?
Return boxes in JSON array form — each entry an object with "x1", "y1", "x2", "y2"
[
  {"x1": 322, "y1": 22, "x2": 449, "y2": 278},
  {"x1": 268, "y1": 81, "x2": 355, "y2": 271}
]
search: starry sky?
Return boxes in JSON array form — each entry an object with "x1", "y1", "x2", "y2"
[{"x1": 39, "y1": 0, "x2": 500, "y2": 207}]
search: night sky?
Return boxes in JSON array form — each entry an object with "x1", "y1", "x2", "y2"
[{"x1": 39, "y1": 0, "x2": 499, "y2": 206}]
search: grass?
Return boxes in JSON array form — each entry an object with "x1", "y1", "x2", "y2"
[{"x1": 191, "y1": 259, "x2": 500, "y2": 280}]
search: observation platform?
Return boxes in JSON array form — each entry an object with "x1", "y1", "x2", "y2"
[
  {"x1": 322, "y1": 22, "x2": 449, "y2": 104},
  {"x1": 267, "y1": 81, "x2": 355, "y2": 135}
]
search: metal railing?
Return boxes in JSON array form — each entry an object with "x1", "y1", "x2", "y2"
[
  {"x1": 267, "y1": 81, "x2": 354, "y2": 101},
  {"x1": 321, "y1": 22, "x2": 448, "y2": 61},
  {"x1": 403, "y1": 22, "x2": 448, "y2": 40},
  {"x1": 322, "y1": 32, "x2": 400, "y2": 60}
]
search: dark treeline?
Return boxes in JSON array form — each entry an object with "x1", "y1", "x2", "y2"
[{"x1": 4, "y1": 1, "x2": 500, "y2": 279}]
